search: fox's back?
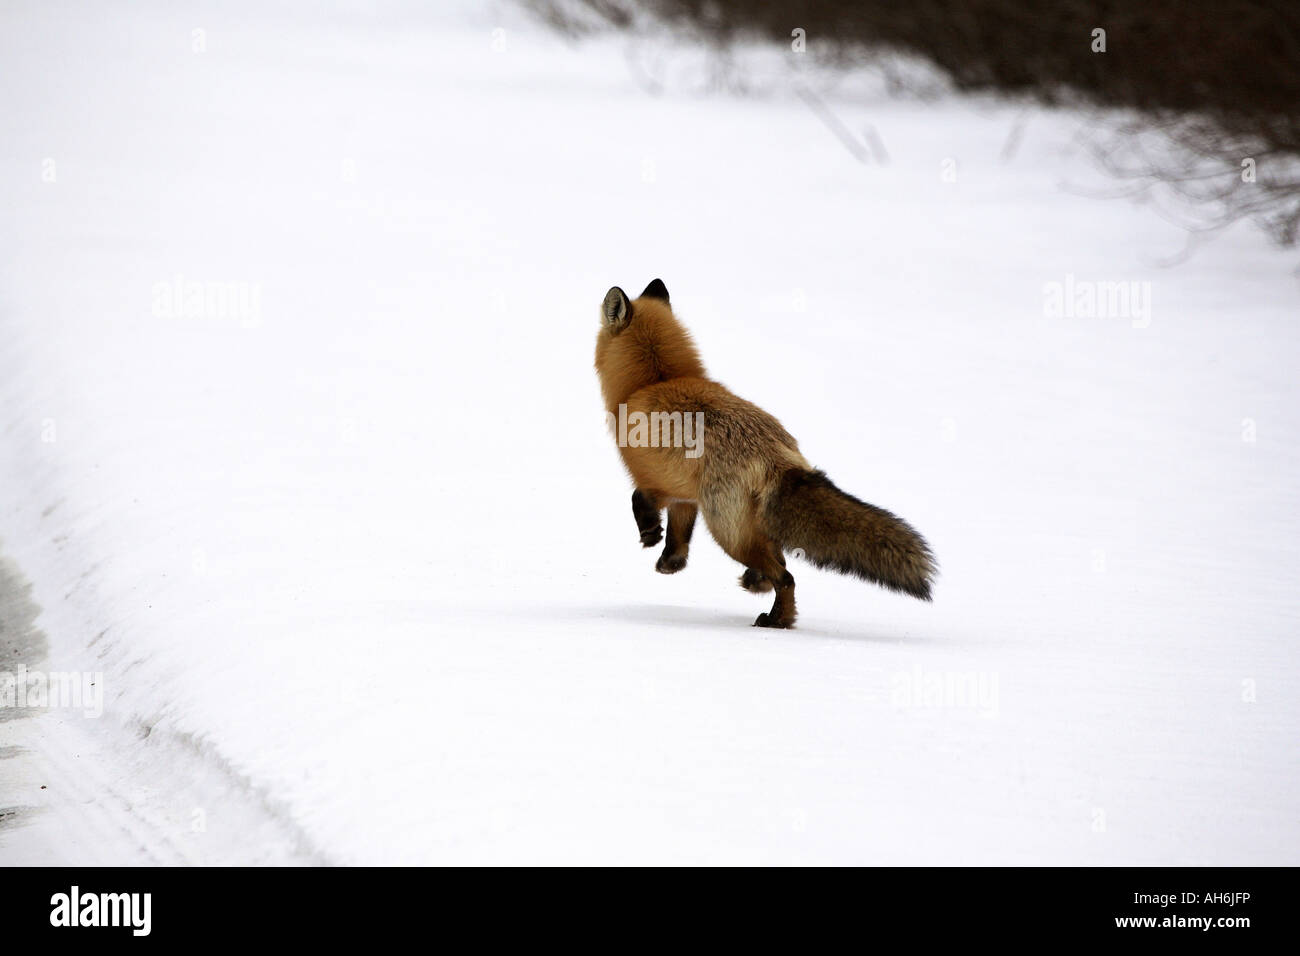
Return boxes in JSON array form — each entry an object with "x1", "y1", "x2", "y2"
[{"x1": 620, "y1": 376, "x2": 809, "y2": 498}]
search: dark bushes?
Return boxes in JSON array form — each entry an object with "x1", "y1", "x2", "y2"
[{"x1": 530, "y1": 0, "x2": 1300, "y2": 246}]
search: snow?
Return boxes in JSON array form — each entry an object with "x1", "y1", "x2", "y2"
[{"x1": 1, "y1": 0, "x2": 1297, "y2": 865}]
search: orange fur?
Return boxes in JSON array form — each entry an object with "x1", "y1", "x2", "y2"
[{"x1": 595, "y1": 281, "x2": 935, "y2": 627}]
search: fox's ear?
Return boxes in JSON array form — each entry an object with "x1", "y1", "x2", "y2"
[
  {"x1": 602, "y1": 286, "x2": 631, "y2": 332},
  {"x1": 640, "y1": 278, "x2": 669, "y2": 303}
]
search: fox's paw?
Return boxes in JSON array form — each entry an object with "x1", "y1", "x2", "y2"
[
  {"x1": 639, "y1": 525, "x2": 663, "y2": 548},
  {"x1": 739, "y1": 569, "x2": 773, "y2": 593},
  {"x1": 656, "y1": 552, "x2": 687, "y2": 574},
  {"x1": 752, "y1": 612, "x2": 793, "y2": 629}
]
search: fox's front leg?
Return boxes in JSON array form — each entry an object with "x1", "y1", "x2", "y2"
[
  {"x1": 656, "y1": 502, "x2": 697, "y2": 574},
  {"x1": 631, "y1": 489, "x2": 663, "y2": 548}
]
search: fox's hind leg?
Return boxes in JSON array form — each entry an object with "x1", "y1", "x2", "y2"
[
  {"x1": 699, "y1": 486, "x2": 796, "y2": 627},
  {"x1": 656, "y1": 502, "x2": 697, "y2": 574},
  {"x1": 631, "y1": 489, "x2": 664, "y2": 548},
  {"x1": 747, "y1": 539, "x2": 796, "y2": 629}
]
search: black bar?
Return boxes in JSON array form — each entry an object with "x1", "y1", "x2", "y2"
[{"x1": 0, "y1": 867, "x2": 1287, "y2": 943}]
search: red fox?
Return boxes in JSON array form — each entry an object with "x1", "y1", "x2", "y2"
[{"x1": 595, "y1": 279, "x2": 935, "y2": 628}]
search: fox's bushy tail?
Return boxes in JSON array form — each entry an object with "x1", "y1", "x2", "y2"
[{"x1": 765, "y1": 469, "x2": 936, "y2": 600}]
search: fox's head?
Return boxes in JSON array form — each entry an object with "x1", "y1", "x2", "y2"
[{"x1": 594, "y1": 279, "x2": 706, "y2": 413}]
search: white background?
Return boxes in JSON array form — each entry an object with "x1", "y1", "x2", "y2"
[{"x1": 0, "y1": 0, "x2": 1296, "y2": 864}]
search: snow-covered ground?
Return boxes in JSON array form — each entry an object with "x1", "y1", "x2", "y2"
[{"x1": 1, "y1": 0, "x2": 1297, "y2": 865}]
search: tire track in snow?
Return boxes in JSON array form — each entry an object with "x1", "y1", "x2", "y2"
[{"x1": 0, "y1": 546, "x2": 331, "y2": 865}]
